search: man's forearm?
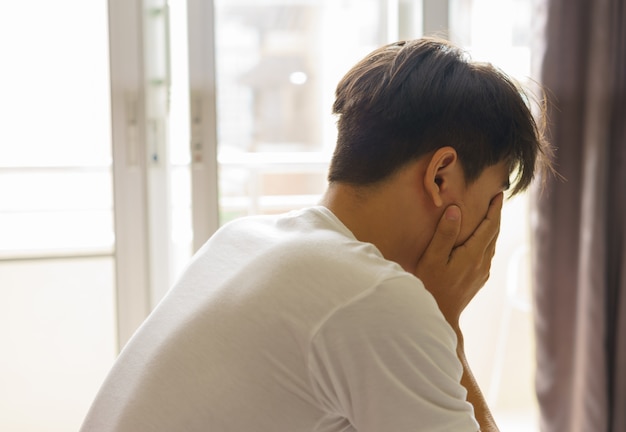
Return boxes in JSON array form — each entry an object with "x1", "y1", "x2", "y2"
[{"x1": 455, "y1": 329, "x2": 500, "y2": 432}]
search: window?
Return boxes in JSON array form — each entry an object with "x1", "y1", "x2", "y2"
[{"x1": 0, "y1": 2, "x2": 116, "y2": 431}]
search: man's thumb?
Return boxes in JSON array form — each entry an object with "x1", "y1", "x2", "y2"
[{"x1": 444, "y1": 205, "x2": 461, "y2": 222}]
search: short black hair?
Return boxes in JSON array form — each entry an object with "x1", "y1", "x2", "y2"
[{"x1": 328, "y1": 37, "x2": 552, "y2": 195}]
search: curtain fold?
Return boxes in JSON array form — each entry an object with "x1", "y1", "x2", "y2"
[{"x1": 532, "y1": 0, "x2": 626, "y2": 431}]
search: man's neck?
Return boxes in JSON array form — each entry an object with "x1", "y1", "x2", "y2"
[{"x1": 319, "y1": 166, "x2": 438, "y2": 274}]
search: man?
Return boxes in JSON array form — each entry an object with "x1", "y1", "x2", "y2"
[{"x1": 81, "y1": 38, "x2": 551, "y2": 431}]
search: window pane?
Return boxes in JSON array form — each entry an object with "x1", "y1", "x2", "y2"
[
  {"x1": 0, "y1": 169, "x2": 114, "y2": 257},
  {"x1": 450, "y1": 0, "x2": 532, "y2": 81},
  {"x1": 0, "y1": 1, "x2": 114, "y2": 255},
  {"x1": 213, "y1": 0, "x2": 385, "y2": 223},
  {"x1": 0, "y1": 2, "x2": 115, "y2": 431},
  {"x1": 0, "y1": 5, "x2": 111, "y2": 167}
]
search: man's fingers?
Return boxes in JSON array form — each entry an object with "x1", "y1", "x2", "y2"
[
  {"x1": 463, "y1": 192, "x2": 503, "y2": 254},
  {"x1": 486, "y1": 192, "x2": 504, "y2": 224},
  {"x1": 420, "y1": 205, "x2": 462, "y2": 265}
]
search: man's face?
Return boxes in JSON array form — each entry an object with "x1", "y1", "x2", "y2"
[{"x1": 453, "y1": 161, "x2": 510, "y2": 246}]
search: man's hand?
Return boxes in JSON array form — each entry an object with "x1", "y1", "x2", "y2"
[{"x1": 414, "y1": 192, "x2": 503, "y2": 326}]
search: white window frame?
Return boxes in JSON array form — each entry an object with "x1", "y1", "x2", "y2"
[
  {"x1": 187, "y1": 0, "x2": 220, "y2": 252},
  {"x1": 108, "y1": 0, "x2": 151, "y2": 349}
]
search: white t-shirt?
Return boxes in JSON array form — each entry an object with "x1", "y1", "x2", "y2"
[{"x1": 81, "y1": 207, "x2": 479, "y2": 431}]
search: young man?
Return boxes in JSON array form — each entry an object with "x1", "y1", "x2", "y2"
[{"x1": 81, "y1": 38, "x2": 551, "y2": 431}]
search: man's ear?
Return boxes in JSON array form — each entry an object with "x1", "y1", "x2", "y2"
[{"x1": 423, "y1": 146, "x2": 459, "y2": 208}]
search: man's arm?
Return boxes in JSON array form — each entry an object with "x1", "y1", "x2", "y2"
[
  {"x1": 456, "y1": 330, "x2": 499, "y2": 432},
  {"x1": 414, "y1": 193, "x2": 503, "y2": 432}
]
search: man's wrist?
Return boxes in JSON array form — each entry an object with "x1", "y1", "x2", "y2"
[{"x1": 451, "y1": 324, "x2": 464, "y2": 351}]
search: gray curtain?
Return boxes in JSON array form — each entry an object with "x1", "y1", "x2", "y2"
[{"x1": 532, "y1": 0, "x2": 626, "y2": 431}]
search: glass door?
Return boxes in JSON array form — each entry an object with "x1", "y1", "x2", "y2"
[{"x1": 0, "y1": 2, "x2": 116, "y2": 431}]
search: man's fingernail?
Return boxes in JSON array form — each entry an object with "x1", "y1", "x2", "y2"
[{"x1": 445, "y1": 206, "x2": 460, "y2": 221}]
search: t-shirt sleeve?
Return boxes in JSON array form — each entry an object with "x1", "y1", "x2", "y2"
[{"x1": 307, "y1": 275, "x2": 479, "y2": 432}]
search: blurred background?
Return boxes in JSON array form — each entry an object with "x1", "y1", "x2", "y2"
[{"x1": 0, "y1": 1, "x2": 542, "y2": 430}]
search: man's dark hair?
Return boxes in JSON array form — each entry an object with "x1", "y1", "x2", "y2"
[{"x1": 328, "y1": 37, "x2": 552, "y2": 195}]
